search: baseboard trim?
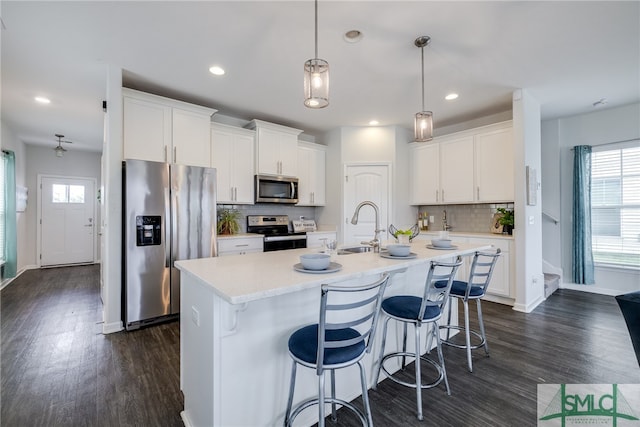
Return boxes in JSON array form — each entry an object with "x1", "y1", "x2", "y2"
[
  {"x1": 512, "y1": 294, "x2": 545, "y2": 313},
  {"x1": 102, "y1": 320, "x2": 124, "y2": 334},
  {"x1": 180, "y1": 411, "x2": 193, "y2": 427},
  {"x1": 560, "y1": 283, "x2": 625, "y2": 297}
]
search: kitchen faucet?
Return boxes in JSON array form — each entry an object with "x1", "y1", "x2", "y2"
[
  {"x1": 442, "y1": 209, "x2": 452, "y2": 231},
  {"x1": 350, "y1": 201, "x2": 385, "y2": 253}
]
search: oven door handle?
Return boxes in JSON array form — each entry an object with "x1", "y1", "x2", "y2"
[{"x1": 264, "y1": 235, "x2": 306, "y2": 242}]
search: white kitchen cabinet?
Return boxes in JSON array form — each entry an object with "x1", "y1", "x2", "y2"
[
  {"x1": 218, "y1": 235, "x2": 264, "y2": 256},
  {"x1": 246, "y1": 119, "x2": 302, "y2": 177},
  {"x1": 306, "y1": 231, "x2": 337, "y2": 249},
  {"x1": 123, "y1": 88, "x2": 216, "y2": 167},
  {"x1": 409, "y1": 121, "x2": 514, "y2": 205},
  {"x1": 211, "y1": 123, "x2": 255, "y2": 204},
  {"x1": 410, "y1": 142, "x2": 440, "y2": 205},
  {"x1": 297, "y1": 142, "x2": 326, "y2": 206},
  {"x1": 475, "y1": 126, "x2": 514, "y2": 202},
  {"x1": 439, "y1": 136, "x2": 475, "y2": 203}
]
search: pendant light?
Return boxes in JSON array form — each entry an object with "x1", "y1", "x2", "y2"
[
  {"x1": 304, "y1": 0, "x2": 329, "y2": 108},
  {"x1": 414, "y1": 36, "x2": 433, "y2": 142}
]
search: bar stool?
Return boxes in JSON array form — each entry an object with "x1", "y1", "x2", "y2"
[
  {"x1": 437, "y1": 248, "x2": 501, "y2": 372},
  {"x1": 372, "y1": 259, "x2": 462, "y2": 421},
  {"x1": 284, "y1": 273, "x2": 390, "y2": 427}
]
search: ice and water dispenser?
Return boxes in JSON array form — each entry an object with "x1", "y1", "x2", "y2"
[{"x1": 136, "y1": 215, "x2": 162, "y2": 246}]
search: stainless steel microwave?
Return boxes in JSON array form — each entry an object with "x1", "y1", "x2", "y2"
[{"x1": 255, "y1": 174, "x2": 299, "y2": 204}]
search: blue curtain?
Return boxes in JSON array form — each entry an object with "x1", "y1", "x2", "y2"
[
  {"x1": 572, "y1": 145, "x2": 594, "y2": 284},
  {"x1": 2, "y1": 151, "x2": 17, "y2": 279}
]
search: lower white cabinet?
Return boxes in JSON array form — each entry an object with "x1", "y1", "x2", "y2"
[
  {"x1": 306, "y1": 231, "x2": 337, "y2": 249},
  {"x1": 218, "y1": 235, "x2": 264, "y2": 256}
]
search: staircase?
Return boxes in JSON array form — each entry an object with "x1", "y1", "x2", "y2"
[{"x1": 544, "y1": 273, "x2": 561, "y2": 298}]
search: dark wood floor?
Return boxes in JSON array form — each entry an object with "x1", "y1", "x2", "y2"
[{"x1": 1, "y1": 265, "x2": 638, "y2": 426}]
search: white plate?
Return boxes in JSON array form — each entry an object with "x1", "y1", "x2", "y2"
[
  {"x1": 426, "y1": 245, "x2": 458, "y2": 250},
  {"x1": 380, "y1": 252, "x2": 417, "y2": 260},
  {"x1": 293, "y1": 262, "x2": 342, "y2": 274}
]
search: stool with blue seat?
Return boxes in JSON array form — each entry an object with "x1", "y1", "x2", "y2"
[
  {"x1": 284, "y1": 273, "x2": 391, "y2": 427},
  {"x1": 372, "y1": 258, "x2": 462, "y2": 421},
  {"x1": 436, "y1": 248, "x2": 501, "y2": 373}
]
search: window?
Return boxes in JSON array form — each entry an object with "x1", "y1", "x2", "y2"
[
  {"x1": 591, "y1": 143, "x2": 640, "y2": 268},
  {"x1": 52, "y1": 184, "x2": 85, "y2": 204}
]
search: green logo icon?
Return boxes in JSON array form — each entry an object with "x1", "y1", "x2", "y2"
[{"x1": 539, "y1": 384, "x2": 639, "y2": 426}]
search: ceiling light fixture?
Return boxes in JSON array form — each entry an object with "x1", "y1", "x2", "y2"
[
  {"x1": 35, "y1": 96, "x2": 51, "y2": 104},
  {"x1": 344, "y1": 29, "x2": 363, "y2": 43},
  {"x1": 209, "y1": 66, "x2": 225, "y2": 76},
  {"x1": 445, "y1": 93, "x2": 459, "y2": 101},
  {"x1": 303, "y1": 0, "x2": 329, "y2": 108},
  {"x1": 369, "y1": 120, "x2": 379, "y2": 126},
  {"x1": 414, "y1": 36, "x2": 433, "y2": 142}
]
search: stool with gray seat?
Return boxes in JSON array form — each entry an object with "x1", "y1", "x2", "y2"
[
  {"x1": 436, "y1": 248, "x2": 501, "y2": 372},
  {"x1": 284, "y1": 273, "x2": 390, "y2": 427},
  {"x1": 372, "y1": 259, "x2": 462, "y2": 421}
]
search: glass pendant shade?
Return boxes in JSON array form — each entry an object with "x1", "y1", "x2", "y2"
[
  {"x1": 414, "y1": 111, "x2": 433, "y2": 142},
  {"x1": 304, "y1": 58, "x2": 329, "y2": 108}
]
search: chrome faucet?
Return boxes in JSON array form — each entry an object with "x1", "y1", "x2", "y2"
[
  {"x1": 442, "y1": 209, "x2": 452, "y2": 231},
  {"x1": 350, "y1": 201, "x2": 385, "y2": 253}
]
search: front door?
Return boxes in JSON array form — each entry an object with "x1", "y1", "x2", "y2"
[
  {"x1": 343, "y1": 164, "x2": 390, "y2": 245},
  {"x1": 40, "y1": 176, "x2": 96, "y2": 266}
]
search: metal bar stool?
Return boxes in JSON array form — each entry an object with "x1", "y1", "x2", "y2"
[
  {"x1": 437, "y1": 248, "x2": 501, "y2": 372},
  {"x1": 284, "y1": 273, "x2": 390, "y2": 427},
  {"x1": 372, "y1": 259, "x2": 462, "y2": 421}
]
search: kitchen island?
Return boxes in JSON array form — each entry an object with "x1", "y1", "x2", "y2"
[{"x1": 176, "y1": 241, "x2": 490, "y2": 427}]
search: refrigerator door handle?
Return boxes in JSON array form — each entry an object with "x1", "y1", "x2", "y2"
[{"x1": 164, "y1": 185, "x2": 172, "y2": 268}]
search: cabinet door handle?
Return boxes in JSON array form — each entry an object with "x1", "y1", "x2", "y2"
[
  {"x1": 436, "y1": 190, "x2": 439, "y2": 202},
  {"x1": 164, "y1": 146, "x2": 168, "y2": 163},
  {"x1": 234, "y1": 187, "x2": 237, "y2": 201},
  {"x1": 442, "y1": 189, "x2": 445, "y2": 202},
  {"x1": 173, "y1": 146, "x2": 177, "y2": 163},
  {"x1": 477, "y1": 186, "x2": 480, "y2": 200}
]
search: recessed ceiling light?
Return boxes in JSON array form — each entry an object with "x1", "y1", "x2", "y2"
[
  {"x1": 35, "y1": 96, "x2": 51, "y2": 104},
  {"x1": 445, "y1": 93, "x2": 459, "y2": 101},
  {"x1": 209, "y1": 66, "x2": 225, "y2": 76},
  {"x1": 369, "y1": 120, "x2": 379, "y2": 126},
  {"x1": 344, "y1": 30, "x2": 363, "y2": 43}
]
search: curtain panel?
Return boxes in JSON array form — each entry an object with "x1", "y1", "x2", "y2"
[
  {"x1": 572, "y1": 145, "x2": 595, "y2": 284},
  {"x1": 1, "y1": 150, "x2": 17, "y2": 279}
]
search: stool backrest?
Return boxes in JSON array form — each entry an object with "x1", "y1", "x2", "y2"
[
  {"x1": 317, "y1": 273, "x2": 391, "y2": 372},
  {"x1": 466, "y1": 248, "x2": 502, "y2": 298},
  {"x1": 419, "y1": 258, "x2": 463, "y2": 323}
]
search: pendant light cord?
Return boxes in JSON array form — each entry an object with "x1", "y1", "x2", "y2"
[
  {"x1": 421, "y1": 45, "x2": 425, "y2": 111},
  {"x1": 314, "y1": 0, "x2": 319, "y2": 59}
]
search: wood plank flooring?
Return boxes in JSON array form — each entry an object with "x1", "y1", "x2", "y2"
[{"x1": 1, "y1": 265, "x2": 638, "y2": 426}]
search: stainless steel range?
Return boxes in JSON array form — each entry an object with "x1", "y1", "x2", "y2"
[{"x1": 246, "y1": 215, "x2": 307, "y2": 252}]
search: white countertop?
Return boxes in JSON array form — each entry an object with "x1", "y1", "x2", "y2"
[
  {"x1": 176, "y1": 241, "x2": 490, "y2": 305},
  {"x1": 217, "y1": 233, "x2": 264, "y2": 240}
]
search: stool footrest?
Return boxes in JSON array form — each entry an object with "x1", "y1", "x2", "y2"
[
  {"x1": 439, "y1": 325, "x2": 486, "y2": 350},
  {"x1": 379, "y1": 352, "x2": 445, "y2": 390},
  {"x1": 287, "y1": 396, "x2": 367, "y2": 427}
]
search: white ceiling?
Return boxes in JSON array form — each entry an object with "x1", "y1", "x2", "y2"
[{"x1": 2, "y1": 1, "x2": 639, "y2": 154}]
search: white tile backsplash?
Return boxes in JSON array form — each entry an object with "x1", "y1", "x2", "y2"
[{"x1": 417, "y1": 203, "x2": 514, "y2": 233}]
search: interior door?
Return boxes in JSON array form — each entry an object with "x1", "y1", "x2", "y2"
[
  {"x1": 343, "y1": 164, "x2": 390, "y2": 245},
  {"x1": 40, "y1": 176, "x2": 95, "y2": 266}
]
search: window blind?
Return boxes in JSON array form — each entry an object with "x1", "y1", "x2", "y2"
[{"x1": 591, "y1": 143, "x2": 640, "y2": 268}]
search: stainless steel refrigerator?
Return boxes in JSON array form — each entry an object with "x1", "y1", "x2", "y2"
[{"x1": 122, "y1": 159, "x2": 217, "y2": 330}]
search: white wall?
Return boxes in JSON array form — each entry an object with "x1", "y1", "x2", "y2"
[
  {"x1": 543, "y1": 102, "x2": 640, "y2": 294},
  {"x1": 512, "y1": 89, "x2": 545, "y2": 313},
  {"x1": 540, "y1": 119, "x2": 562, "y2": 268},
  {"x1": 24, "y1": 145, "x2": 102, "y2": 267},
  {"x1": 1, "y1": 123, "x2": 29, "y2": 278}
]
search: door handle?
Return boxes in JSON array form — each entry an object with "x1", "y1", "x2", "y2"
[{"x1": 84, "y1": 224, "x2": 93, "y2": 227}]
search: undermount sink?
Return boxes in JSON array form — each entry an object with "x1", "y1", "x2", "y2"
[{"x1": 337, "y1": 245, "x2": 373, "y2": 255}]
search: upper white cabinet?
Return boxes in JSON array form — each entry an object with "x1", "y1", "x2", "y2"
[
  {"x1": 246, "y1": 120, "x2": 303, "y2": 177},
  {"x1": 211, "y1": 123, "x2": 255, "y2": 204},
  {"x1": 475, "y1": 126, "x2": 514, "y2": 202},
  {"x1": 410, "y1": 121, "x2": 514, "y2": 205},
  {"x1": 123, "y1": 88, "x2": 216, "y2": 167},
  {"x1": 410, "y1": 143, "x2": 440, "y2": 204},
  {"x1": 297, "y1": 142, "x2": 326, "y2": 206},
  {"x1": 439, "y1": 136, "x2": 475, "y2": 203}
]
